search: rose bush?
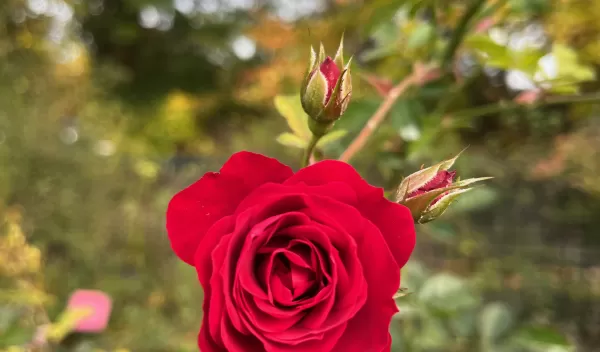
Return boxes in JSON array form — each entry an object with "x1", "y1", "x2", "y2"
[{"x1": 166, "y1": 151, "x2": 416, "y2": 352}]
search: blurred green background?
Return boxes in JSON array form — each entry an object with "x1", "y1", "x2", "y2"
[{"x1": 1, "y1": 0, "x2": 600, "y2": 351}]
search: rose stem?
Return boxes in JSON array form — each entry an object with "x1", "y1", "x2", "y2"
[
  {"x1": 338, "y1": 66, "x2": 436, "y2": 163},
  {"x1": 302, "y1": 134, "x2": 321, "y2": 168}
]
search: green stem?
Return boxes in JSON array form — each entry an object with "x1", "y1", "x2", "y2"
[
  {"x1": 451, "y1": 92, "x2": 600, "y2": 126},
  {"x1": 440, "y1": 0, "x2": 486, "y2": 68},
  {"x1": 302, "y1": 134, "x2": 321, "y2": 168}
]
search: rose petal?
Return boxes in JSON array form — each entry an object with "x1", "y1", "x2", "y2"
[
  {"x1": 359, "y1": 199, "x2": 416, "y2": 268},
  {"x1": 284, "y1": 160, "x2": 382, "y2": 203},
  {"x1": 167, "y1": 172, "x2": 246, "y2": 265},
  {"x1": 167, "y1": 151, "x2": 292, "y2": 265},
  {"x1": 221, "y1": 315, "x2": 264, "y2": 352},
  {"x1": 198, "y1": 316, "x2": 227, "y2": 352},
  {"x1": 319, "y1": 57, "x2": 341, "y2": 104},
  {"x1": 223, "y1": 209, "x2": 313, "y2": 338},
  {"x1": 287, "y1": 159, "x2": 416, "y2": 268},
  {"x1": 195, "y1": 216, "x2": 236, "y2": 287},
  {"x1": 220, "y1": 151, "x2": 293, "y2": 189},
  {"x1": 297, "y1": 200, "x2": 369, "y2": 330},
  {"x1": 236, "y1": 181, "x2": 358, "y2": 215},
  {"x1": 201, "y1": 236, "x2": 228, "y2": 347},
  {"x1": 239, "y1": 290, "x2": 305, "y2": 334},
  {"x1": 262, "y1": 323, "x2": 346, "y2": 352},
  {"x1": 331, "y1": 220, "x2": 400, "y2": 352},
  {"x1": 237, "y1": 212, "x2": 312, "y2": 301}
]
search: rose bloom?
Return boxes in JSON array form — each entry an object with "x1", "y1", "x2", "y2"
[{"x1": 166, "y1": 152, "x2": 416, "y2": 352}]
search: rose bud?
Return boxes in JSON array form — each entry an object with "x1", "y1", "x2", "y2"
[
  {"x1": 301, "y1": 37, "x2": 352, "y2": 135},
  {"x1": 395, "y1": 150, "x2": 492, "y2": 224}
]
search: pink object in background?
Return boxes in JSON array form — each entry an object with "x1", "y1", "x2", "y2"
[
  {"x1": 515, "y1": 90, "x2": 542, "y2": 105},
  {"x1": 66, "y1": 290, "x2": 112, "y2": 333},
  {"x1": 475, "y1": 17, "x2": 495, "y2": 33}
]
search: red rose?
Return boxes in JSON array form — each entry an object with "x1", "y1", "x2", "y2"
[{"x1": 166, "y1": 152, "x2": 416, "y2": 352}]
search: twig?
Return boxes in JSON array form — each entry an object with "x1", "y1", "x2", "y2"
[
  {"x1": 451, "y1": 92, "x2": 600, "y2": 126},
  {"x1": 440, "y1": 0, "x2": 487, "y2": 68},
  {"x1": 338, "y1": 77, "x2": 416, "y2": 163},
  {"x1": 339, "y1": 65, "x2": 439, "y2": 163}
]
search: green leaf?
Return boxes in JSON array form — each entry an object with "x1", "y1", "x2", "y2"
[
  {"x1": 414, "y1": 311, "x2": 452, "y2": 350},
  {"x1": 451, "y1": 310, "x2": 477, "y2": 338},
  {"x1": 363, "y1": 0, "x2": 407, "y2": 34},
  {"x1": 274, "y1": 95, "x2": 311, "y2": 140},
  {"x1": 0, "y1": 324, "x2": 35, "y2": 347},
  {"x1": 552, "y1": 44, "x2": 596, "y2": 87},
  {"x1": 394, "y1": 303, "x2": 421, "y2": 319},
  {"x1": 465, "y1": 34, "x2": 545, "y2": 76},
  {"x1": 547, "y1": 84, "x2": 579, "y2": 95},
  {"x1": 316, "y1": 129, "x2": 348, "y2": 148},
  {"x1": 276, "y1": 133, "x2": 307, "y2": 149},
  {"x1": 0, "y1": 306, "x2": 21, "y2": 333},
  {"x1": 512, "y1": 49, "x2": 545, "y2": 75},
  {"x1": 335, "y1": 99, "x2": 380, "y2": 132},
  {"x1": 390, "y1": 99, "x2": 423, "y2": 132},
  {"x1": 418, "y1": 273, "x2": 479, "y2": 313},
  {"x1": 513, "y1": 325, "x2": 573, "y2": 352},
  {"x1": 426, "y1": 221, "x2": 458, "y2": 242},
  {"x1": 401, "y1": 260, "x2": 429, "y2": 291},
  {"x1": 480, "y1": 302, "x2": 514, "y2": 345},
  {"x1": 465, "y1": 34, "x2": 507, "y2": 60},
  {"x1": 407, "y1": 22, "x2": 434, "y2": 49}
]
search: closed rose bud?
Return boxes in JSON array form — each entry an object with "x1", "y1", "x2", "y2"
[
  {"x1": 406, "y1": 170, "x2": 456, "y2": 201},
  {"x1": 396, "y1": 150, "x2": 492, "y2": 223},
  {"x1": 301, "y1": 37, "x2": 352, "y2": 136}
]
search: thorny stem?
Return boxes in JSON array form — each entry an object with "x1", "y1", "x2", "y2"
[
  {"x1": 302, "y1": 134, "x2": 321, "y2": 168},
  {"x1": 440, "y1": 0, "x2": 487, "y2": 68},
  {"x1": 338, "y1": 66, "x2": 438, "y2": 163}
]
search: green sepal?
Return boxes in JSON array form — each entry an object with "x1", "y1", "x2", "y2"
[
  {"x1": 334, "y1": 33, "x2": 345, "y2": 68},
  {"x1": 418, "y1": 188, "x2": 472, "y2": 224},
  {"x1": 301, "y1": 70, "x2": 328, "y2": 119},
  {"x1": 301, "y1": 46, "x2": 318, "y2": 97}
]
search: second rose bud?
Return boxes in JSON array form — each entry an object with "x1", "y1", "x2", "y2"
[{"x1": 300, "y1": 37, "x2": 352, "y2": 136}]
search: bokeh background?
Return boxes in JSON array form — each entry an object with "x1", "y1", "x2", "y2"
[{"x1": 1, "y1": 0, "x2": 600, "y2": 351}]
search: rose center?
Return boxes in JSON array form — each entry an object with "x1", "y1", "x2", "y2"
[
  {"x1": 256, "y1": 240, "x2": 328, "y2": 305},
  {"x1": 272, "y1": 254, "x2": 317, "y2": 300}
]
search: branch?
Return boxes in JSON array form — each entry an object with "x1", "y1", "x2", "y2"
[
  {"x1": 339, "y1": 64, "x2": 440, "y2": 163},
  {"x1": 450, "y1": 92, "x2": 600, "y2": 126},
  {"x1": 440, "y1": 0, "x2": 486, "y2": 68}
]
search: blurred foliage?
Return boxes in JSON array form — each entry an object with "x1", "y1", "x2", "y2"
[
  {"x1": 0, "y1": 210, "x2": 52, "y2": 350},
  {"x1": 392, "y1": 261, "x2": 574, "y2": 352},
  {"x1": 1, "y1": 0, "x2": 600, "y2": 350}
]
